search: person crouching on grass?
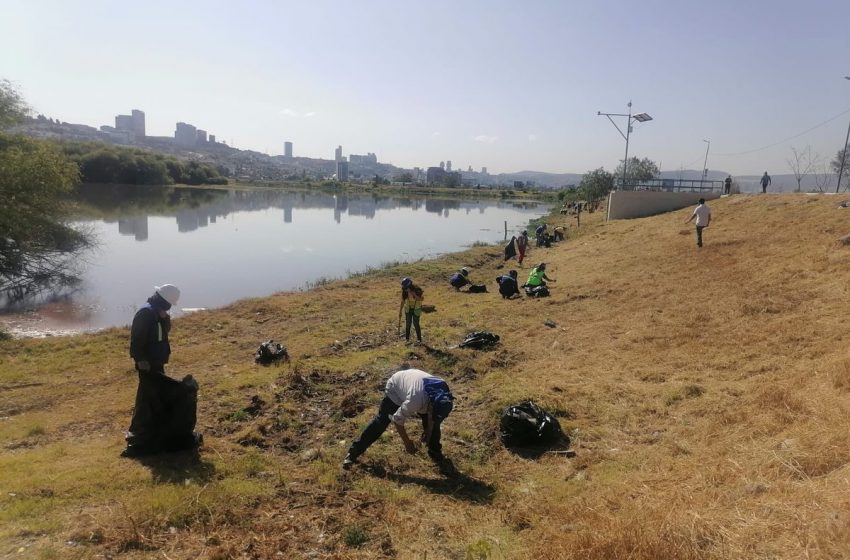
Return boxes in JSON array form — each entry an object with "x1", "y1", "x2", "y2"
[{"x1": 342, "y1": 368, "x2": 454, "y2": 470}]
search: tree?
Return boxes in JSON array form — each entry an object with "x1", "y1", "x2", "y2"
[
  {"x1": 0, "y1": 79, "x2": 29, "y2": 128},
  {"x1": 812, "y1": 157, "x2": 834, "y2": 192},
  {"x1": 0, "y1": 81, "x2": 91, "y2": 299},
  {"x1": 786, "y1": 145, "x2": 815, "y2": 193},
  {"x1": 395, "y1": 172, "x2": 413, "y2": 183},
  {"x1": 832, "y1": 147, "x2": 850, "y2": 192},
  {"x1": 0, "y1": 134, "x2": 89, "y2": 298},
  {"x1": 613, "y1": 157, "x2": 659, "y2": 184},
  {"x1": 578, "y1": 168, "x2": 614, "y2": 202}
]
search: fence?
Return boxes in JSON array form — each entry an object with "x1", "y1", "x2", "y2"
[{"x1": 616, "y1": 178, "x2": 724, "y2": 193}]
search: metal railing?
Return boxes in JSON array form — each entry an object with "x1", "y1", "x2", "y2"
[{"x1": 616, "y1": 178, "x2": 723, "y2": 193}]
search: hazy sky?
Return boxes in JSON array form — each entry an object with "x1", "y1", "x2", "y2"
[{"x1": 3, "y1": 0, "x2": 850, "y2": 175}]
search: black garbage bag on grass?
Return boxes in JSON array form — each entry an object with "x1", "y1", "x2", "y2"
[
  {"x1": 459, "y1": 331, "x2": 500, "y2": 349},
  {"x1": 255, "y1": 340, "x2": 289, "y2": 364},
  {"x1": 500, "y1": 400, "x2": 565, "y2": 448}
]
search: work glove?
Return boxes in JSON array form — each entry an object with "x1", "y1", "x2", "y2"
[{"x1": 136, "y1": 360, "x2": 151, "y2": 372}]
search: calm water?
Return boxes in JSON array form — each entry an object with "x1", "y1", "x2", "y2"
[{"x1": 2, "y1": 185, "x2": 550, "y2": 335}]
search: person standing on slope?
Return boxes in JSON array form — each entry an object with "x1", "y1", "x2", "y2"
[
  {"x1": 685, "y1": 198, "x2": 712, "y2": 248},
  {"x1": 516, "y1": 230, "x2": 529, "y2": 266},
  {"x1": 760, "y1": 172, "x2": 771, "y2": 194},
  {"x1": 398, "y1": 277, "x2": 424, "y2": 344}
]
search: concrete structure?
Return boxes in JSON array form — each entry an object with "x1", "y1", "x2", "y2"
[
  {"x1": 349, "y1": 152, "x2": 377, "y2": 165},
  {"x1": 196, "y1": 129, "x2": 207, "y2": 144},
  {"x1": 607, "y1": 191, "x2": 721, "y2": 220},
  {"x1": 427, "y1": 166, "x2": 446, "y2": 184},
  {"x1": 284, "y1": 141, "x2": 293, "y2": 158},
  {"x1": 175, "y1": 122, "x2": 198, "y2": 147},
  {"x1": 336, "y1": 160, "x2": 349, "y2": 181},
  {"x1": 115, "y1": 114, "x2": 133, "y2": 133},
  {"x1": 131, "y1": 110, "x2": 145, "y2": 138},
  {"x1": 335, "y1": 145, "x2": 343, "y2": 162},
  {"x1": 481, "y1": 167, "x2": 487, "y2": 174},
  {"x1": 209, "y1": 134, "x2": 216, "y2": 144},
  {"x1": 446, "y1": 160, "x2": 452, "y2": 172}
]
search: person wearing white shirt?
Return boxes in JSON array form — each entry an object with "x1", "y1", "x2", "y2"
[
  {"x1": 685, "y1": 198, "x2": 712, "y2": 248},
  {"x1": 343, "y1": 369, "x2": 454, "y2": 469}
]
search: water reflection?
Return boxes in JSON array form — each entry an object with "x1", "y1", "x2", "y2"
[
  {"x1": 2, "y1": 185, "x2": 551, "y2": 334},
  {"x1": 75, "y1": 185, "x2": 544, "y2": 242}
]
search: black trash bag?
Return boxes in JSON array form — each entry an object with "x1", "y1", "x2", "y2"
[
  {"x1": 525, "y1": 285, "x2": 550, "y2": 298},
  {"x1": 504, "y1": 236, "x2": 517, "y2": 261},
  {"x1": 255, "y1": 340, "x2": 289, "y2": 364},
  {"x1": 459, "y1": 331, "x2": 500, "y2": 349},
  {"x1": 500, "y1": 400, "x2": 565, "y2": 448},
  {"x1": 124, "y1": 373, "x2": 201, "y2": 457},
  {"x1": 468, "y1": 284, "x2": 488, "y2": 293}
]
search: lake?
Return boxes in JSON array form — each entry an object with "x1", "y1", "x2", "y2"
[{"x1": 1, "y1": 185, "x2": 551, "y2": 335}]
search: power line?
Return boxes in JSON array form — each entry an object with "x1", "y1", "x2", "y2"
[{"x1": 714, "y1": 106, "x2": 850, "y2": 157}]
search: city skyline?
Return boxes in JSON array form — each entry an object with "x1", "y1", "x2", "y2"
[{"x1": 2, "y1": 0, "x2": 850, "y2": 176}]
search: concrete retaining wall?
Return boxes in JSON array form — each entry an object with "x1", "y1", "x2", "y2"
[{"x1": 607, "y1": 191, "x2": 721, "y2": 220}]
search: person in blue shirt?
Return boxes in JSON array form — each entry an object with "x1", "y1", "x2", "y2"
[
  {"x1": 496, "y1": 270, "x2": 520, "y2": 299},
  {"x1": 449, "y1": 267, "x2": 471, "y2": 291}
]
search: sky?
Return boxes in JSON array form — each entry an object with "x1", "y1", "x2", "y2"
[{"x1": 2, "y1": 0, "x2": 850, "y2": 176}]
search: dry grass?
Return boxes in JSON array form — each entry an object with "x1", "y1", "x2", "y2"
[{"x1": 3, "y1": 193, "x2": 850, "y2": 558}]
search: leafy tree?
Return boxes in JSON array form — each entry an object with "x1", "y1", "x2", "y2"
[
  {"x1": 613, "y1": 157, "x2": 660, "y2": 183},
  {"x1": 395, "y1": 172, "x2": 414, "y2": 183},
  {"x1": 0, "y1": 134, "x2": 89, "y2": 298},
  {"x1": 578, "y1": 167, "x2": 614, "y2": 202},
  {"x1": 0, "y1": 79, "x2": 29, "y2": 128}
]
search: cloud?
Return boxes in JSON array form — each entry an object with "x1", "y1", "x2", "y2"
[
  {"x1": 528, "y1": 134, "x2": 537, "y2": 142},
  {"x1": 474, "y1": 135, "x2": 498, "y2": 144},
  {"x1": 280, "y1": 108, "x2": 317, "y2": 118}
]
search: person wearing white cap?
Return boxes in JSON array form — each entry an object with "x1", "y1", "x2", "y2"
[{"x1": 123, "y1": 284, "x2": 200, "y2": 457}]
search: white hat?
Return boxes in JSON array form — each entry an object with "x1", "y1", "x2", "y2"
[{"x1": 154, "y1": 284, "x2": 181, "y2": 306}]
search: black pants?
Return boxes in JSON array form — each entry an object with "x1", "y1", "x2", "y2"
[
  {"x1": 696, "y1": 226, "x2": 705, "y2": 247},
  {"x1": 127, "y1": 369, "x2": 198, "y2": 454},
  {"x1": 405, "y1": 310, "x2": 421, "y2": 342},
  {"x1": 347, "y1": 396, "x2": 443, "y2": 460}
]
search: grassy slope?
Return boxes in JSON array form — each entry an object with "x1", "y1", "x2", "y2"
[{"x1": 3, "y1": 194, "x2": 850, "y2": 559}]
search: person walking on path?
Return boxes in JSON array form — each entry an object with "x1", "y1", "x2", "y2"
[
  {"x1": 685, "y1": 198, "x2": 712, "y2": 248},
  {"x1": 398, "y1": 277, "x2": 424, "y2": 344},
  {"x1": 724, "y1": 175, "x2": 732, "y2": 195},
  {"x1": 516, "y1": 231, "x2": 529, "y2": 266},
  {"x1": 342, "y1": 368, "x2": 454, "y2": 469},
  {"x1": 124, "y1": 284, "x2": 201, "y2": 457},
  {"x1": 760, "y1": 172, "x2": 771, "y2": 194}
]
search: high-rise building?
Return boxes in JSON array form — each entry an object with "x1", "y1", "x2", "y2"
[
  {"x1": 481, "y1": 167, "x2": 488, "y2": 174},
  {"x1": 446, "y1": 160, "x2": 452, "y2": 172},
  {"x1": 209, "y1": 134, "x2": 216, "y2": 144},
  {"x1": 131, "y1": 110, "x2": 145, "y2": 138},
  {"x1": 196, "y1": 129, "x2": 207, "y2": 144},
  {"x1": 175, "y1": 122, "x2": 197, "y2": 147},
  {"x1": 439, "y1": 161, "x2": 445, "y2": 170},
  {"x1": 115, "y1": 114, "x2": 133, "y2": 132},
  {"x1": 284, "y1": 141, "x2": 293, "y2": 158},
  {"x1": 336, "y1": 160, "x2": 349, "y2": 181},
  {"x1": 468, "y1": 165, "x2": 473, "y2": 172},
  {"x1": 335, "y1": 145, "x2": 343, "y2": 162}
]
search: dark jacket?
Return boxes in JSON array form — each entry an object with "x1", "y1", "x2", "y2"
[
  {"x1": 130, "y1": 299, "x2": 172, "y2": 367},
  {"x1": 449, "y1": 272, "x2": 469, "y2": 288},
  {"x1": 496, "y1": 275, "x2": 520, "y2": 298}
]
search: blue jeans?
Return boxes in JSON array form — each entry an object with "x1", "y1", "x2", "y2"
[{"x1": 347, "y1": 396, "x2": 443, "y2": 460}]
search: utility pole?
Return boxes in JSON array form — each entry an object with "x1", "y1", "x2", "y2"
[
  {"x1": 701, "y1": 139, "x2": 711, "y2": 181},
  {"x1": 597, "y1": 102, "x2": 652, "y2": 191},
  {"x1": 836, "y1": 77, "x2": 850, "y2": 193}
]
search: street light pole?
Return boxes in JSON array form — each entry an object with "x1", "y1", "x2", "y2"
[
  {"x1": 623, "y1": 101, "x2": 633, "y2": 189},
  {"x1": 837, "y1": 76, "x2": 850, "y2": 193},
  {"x1": 702, "y1": 139, "x2": 711, "y2": 181},
  {"x1": 597, "y1": 102, "x2": 652, "y2": 191}
]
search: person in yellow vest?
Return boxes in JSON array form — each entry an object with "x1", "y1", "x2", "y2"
[
  {"x1": 398, "y1": 277, "x2": 424, "y2": 344},
  {"x1": 525, "y1": 262, "x2": 556, "y2": 287}
]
